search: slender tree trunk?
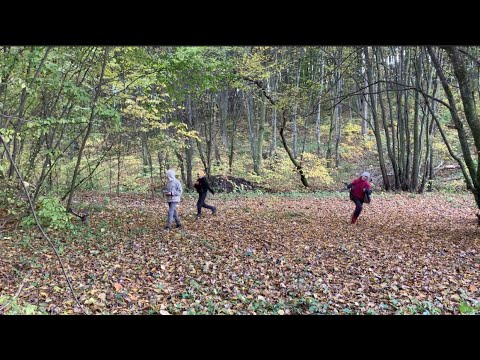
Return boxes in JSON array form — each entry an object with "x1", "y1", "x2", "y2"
[
  {"x1": 441, "y1": 46, "x2": 480, "y2": 207},
  {"x1": 269, "y1": 76, "x2": 278, "y2": 156},
  {"x1": 8, "y1": 47, "x2": 52, "y2": 178},
  {"x1": 427, "y1": 47, "x2": 477, "y2": 195},
  {"x1": 280, "y1": 108, "x2": 309, "y2": 187},
  {"x1": 185, "y1": 93, "x2": 194, "y2": 189},
  {"x1": 66, "y1": 48, "x2": 108, "y2": 210},
  {"x1": 229, "y1": 90, "x2": 241, "y2": 173},
  {"x1": 245, "y1": 90, "x2": 258, "y2": 171},
  {"x1": 362, "y1": 71, "x2": 368, "y2": 136},
  {"x1": 254, "y1": 90, "x2": 267, "y2": 175},
  {"x1": 377, "y1": 47, "x2": 399, "y2": 189},
  {"x1": 410, "y1": 48, "x2": 423, "y2": 191},
  {"x1": 117, "y1": 144, "x2": 122, "y2": 195},
  {"x1": 385, "y1": 48, "x2": 400, "y2": 189},
  {"x1": 364, "y1": 47, "x2": 390, "y2": 190},
  {"x1": 292, "y1": 48, "x2": 303, "y2": 158}
]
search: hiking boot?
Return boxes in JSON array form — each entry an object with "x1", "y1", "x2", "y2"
[
  {"x1": 164, "y1": 226, "x2": 170, "y2": 231},
  {"x1": 176, "y1": 224, "x2": 182, "y2": 229},
  {"x1": 196, "y1": 214, "x2": 202, "y2": 220},
  {"x1": 212, "y1": 207, "x2": 217, "y2": 215}
]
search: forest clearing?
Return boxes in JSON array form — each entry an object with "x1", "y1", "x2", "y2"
[{"x1": 1, "y1": 191, "x2": 479, "y2": 315}]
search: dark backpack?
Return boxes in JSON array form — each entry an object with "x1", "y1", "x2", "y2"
[
  {"x1": 363, "y1": 189, "x2": 372, "y2": 203},
  {"x1": 349, "y1": 187, "x2": 355, "y2": 201},
  {"x1": 346, "y1": 183, "x2": 355, "y2": 201},
  {"x1": 363, "y1": 192, "x2": 370, "y2": 203}
]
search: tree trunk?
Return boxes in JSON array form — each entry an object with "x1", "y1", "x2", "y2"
[
  {"x1": 410, "y1": 48, "x2": 423, "y2": 191},
  {"x1": 364, "y1": 47, "x2": 390, "y2": 190},
  {"x1": 427, "y1": 46, "x2": 477, "y2": 197},
  {"x1": 254, "y1": 90, "x2": 267, "y2": 175},
  {"x1": 441, "y1": 46, "x2": 480, "y2": 207},
  {"x1": 66, "y1": 48, "x2": 108, "y2": 210},
  {"x1": 377, "y1": 47, "x2": 398, "y2": 190}
]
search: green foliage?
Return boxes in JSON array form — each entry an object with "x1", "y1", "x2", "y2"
[
  {"x1": 401, "y1": 299, "x2": 443, "y2": 315},
  {"x1": 0, "y1": 179, "x2": 28, "y2": 217},
  {"x1": 459, "y1": 301, "x2": 480, "y2": 314},
  {"x1": 21, "y1": 195, "x2": 73, "y2": 230},
  {"x1": 0, "y1": 128, "x2": 15, "y2": 143},
  {"x1": 0, "y1": 296, "x2": 46, "y2": 315}
]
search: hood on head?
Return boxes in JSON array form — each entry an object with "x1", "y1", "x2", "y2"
[
  {"x1": 361, "y1": 171, "x2": 370, "y2": 180},
  {"x1": 166, "y1": 169, "x2": 176, "y2": 181}
]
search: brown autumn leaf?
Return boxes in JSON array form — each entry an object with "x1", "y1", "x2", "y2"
[{"x1": 113, "y1": 283, "x2": 122, "y2": 291}]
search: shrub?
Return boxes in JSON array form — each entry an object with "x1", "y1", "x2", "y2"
[{"x1": 21, "y1": 195, "x2": 73, "y2": 230}]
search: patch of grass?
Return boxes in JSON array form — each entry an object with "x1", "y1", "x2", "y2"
[
  {"x1": 20, "y1": 234, "x2": 33, "y2": 250},
  {"x1": 0, "y1": 296, "x2": 47, "y2": 315},
  {"x1": 458, "y1": 301, "x2": 480, "y2": 314},
  {"x1": 400, "y1": 299, "x2": 443, "y2": 315}
]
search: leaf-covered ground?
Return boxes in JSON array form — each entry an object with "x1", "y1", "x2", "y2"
[{"x1": 1, "y1": 192, "x2": 479, "y2": 314}]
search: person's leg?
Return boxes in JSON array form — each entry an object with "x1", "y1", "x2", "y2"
[
  {"x1": 351, "y1": 198, "x2": 363, "y2": 223},
  {"x1": 172, "y1": 202, "x2": 181, "y2": 227},
  {"x1": 201, "y1": 193, "x2": 216, "y2": 214},
  {"x1": 196, "y1": 193, "x2": 205, "y2": 215},
  {"x1": 166, "y1": 202, "x2": 175, "y2": 229}
]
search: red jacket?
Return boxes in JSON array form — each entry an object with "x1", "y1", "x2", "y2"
[{"x1": 350, "y1": 177, "x2": 371, "y2": 200}]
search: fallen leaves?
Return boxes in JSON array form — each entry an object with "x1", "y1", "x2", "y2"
[{"x1": 1, "y1": 192, "x2": 479, "y2": 314}]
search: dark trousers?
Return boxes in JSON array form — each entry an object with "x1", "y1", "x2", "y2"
[
  {"x1": 197, "y1": 192, "x2": 215, "y2": 215},
  {"x1": 352, "y1": 197, "x2": 364, "y2": 217}
]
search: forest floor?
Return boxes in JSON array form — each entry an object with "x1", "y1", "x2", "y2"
[{"x1": 1, "y1": 191, "x2": 480, "y2": 314}]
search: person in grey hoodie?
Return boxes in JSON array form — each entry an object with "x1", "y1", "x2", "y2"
[{"x1": 163, "y1": 169, "x2": 183, "y2": 230}]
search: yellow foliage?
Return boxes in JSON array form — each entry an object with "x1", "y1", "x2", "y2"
[
  {"x1": 301, "y1": 153, "x2": 333, "y2": 185},
  {"x1": 432, "y1": 141, "x2": 451, "y2": 159}
]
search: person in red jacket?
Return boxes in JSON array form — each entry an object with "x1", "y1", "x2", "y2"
[{"x1": 346, "y1": 171, "x2": 372, "y2": 224}]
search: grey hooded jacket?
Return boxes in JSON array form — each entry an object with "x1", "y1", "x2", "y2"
[{"x1": 164, "y1": 169, "x2": 183, "y2": 203}]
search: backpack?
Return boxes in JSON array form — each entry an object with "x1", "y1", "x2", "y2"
[
  {"x1": 345, "y1": 182, "x2": 355, "y2": 201},
  {"x1": 363, "y1": 192, "x2": 371, "y2": 203},
  {"x1": 363, "y1": 188, "x2": 372, "y2": 203}
]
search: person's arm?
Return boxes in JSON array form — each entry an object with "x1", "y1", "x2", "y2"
[
  {"x1": 163, "y1": 185, "x2": 171, "y2": 196},
  {"x1": 364, "y1": 181, "x2": 372, "y2": 195},
  {"x1": 171, "y1": 181, "x2": 182, "y2": 196},
  {"x1": 347, "y1": 178, "x2": 358, "y2": 189},
  {"x1": 206, "y1": 179, "x2": 215, "y2": 194}
]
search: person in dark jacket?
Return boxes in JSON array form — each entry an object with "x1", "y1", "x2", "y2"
[
  {"x1": 194, "y1": 170, "x2": 216, "y2": 218},
  {"x1": 346, "y1": 171, "x2": 372, "y2": 224}
]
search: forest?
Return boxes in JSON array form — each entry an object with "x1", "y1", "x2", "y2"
[{"x1": 0, "y1": 46, "x2": 479, "y2": 315}]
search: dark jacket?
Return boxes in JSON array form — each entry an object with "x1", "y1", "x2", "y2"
[{"x1": 194, "y1": 176, "x2": 214, "y2": 194}]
